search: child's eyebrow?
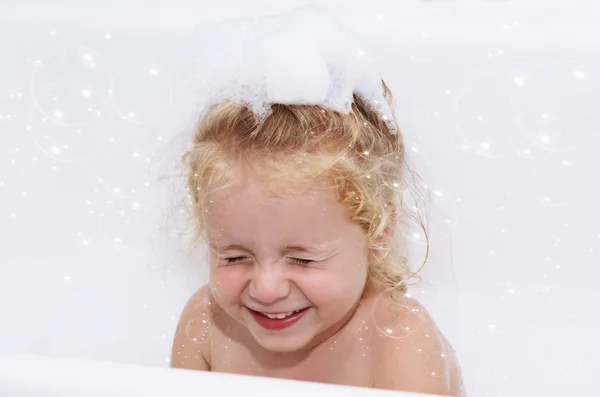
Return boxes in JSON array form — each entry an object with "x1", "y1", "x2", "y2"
[
  {"x1": 280, "y1": 245, "x2": 328, "y2": 254},
  {"x1": 209, "y1": 244, "x2": 248, "y2": 252},
  {"x1": 209, "y1": 243, "x2": 331, "y2": 253}
]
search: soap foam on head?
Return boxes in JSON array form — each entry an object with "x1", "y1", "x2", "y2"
[{"x1": 190, "y1": 5, "x2": 395, "y2": 133}]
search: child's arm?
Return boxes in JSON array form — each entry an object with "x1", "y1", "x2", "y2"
[
  {"x1": 372, "y1": 299, "x2": 465, "y2": 396},
  {"x1": 170, "y1": 286, "x2": 212, "y2": 371}
]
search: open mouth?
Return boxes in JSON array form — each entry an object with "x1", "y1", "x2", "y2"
[
  {"x1": 259, "y1": 309, "x2": 304, "y2": 319},
  {"x1": 247, "y1": 307, "x2": 310, "y2": 331}
]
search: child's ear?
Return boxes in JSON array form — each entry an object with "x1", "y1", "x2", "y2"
[{"x1": 382, "y1": 203, "x2": 397, "y2": 247}]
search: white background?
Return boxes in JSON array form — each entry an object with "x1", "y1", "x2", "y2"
[{"x1": 0, "y1": 1, "x2": 599, "y2": 396}]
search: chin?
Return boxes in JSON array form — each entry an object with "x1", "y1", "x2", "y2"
[{"x1": 250, "y1": 330, "x2": 314, "y2": 353}]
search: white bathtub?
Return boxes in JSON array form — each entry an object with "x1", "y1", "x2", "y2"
[
  {"x1": 0, "y1": 1, "x2": 598, "y2": 396},
  {"x1": 0, "y1": 354, "x2": 429, "y2": 397}
]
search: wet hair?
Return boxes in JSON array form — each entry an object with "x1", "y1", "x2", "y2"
[{"x1": 181, "y1": 81, "x2": 429, "y2": 294}]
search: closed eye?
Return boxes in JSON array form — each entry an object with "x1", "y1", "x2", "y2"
[
  {"x1": 291, "y1": 258, "x2": 313, "y2": 265},
  {"x1": 226, "y1": 256, "x2": 247, "y2": 264},
  {"x1": 224, "y1": 257, "x2": 313, "y2": 265}
]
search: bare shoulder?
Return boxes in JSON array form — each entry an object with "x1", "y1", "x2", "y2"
[
  {"x1": 179, "y1": 284, "x2": 215, "y2": 321},
  {"x1": 369, "y1": 292, "x2": 465, "y2": 396},
  {"x1": 170, "y1": 284, "x2": 215, "y2": 370}
]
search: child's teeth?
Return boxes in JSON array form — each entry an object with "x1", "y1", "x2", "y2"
[{"x1": 264, "y1": 311, "x2": 295, "y2": 319}]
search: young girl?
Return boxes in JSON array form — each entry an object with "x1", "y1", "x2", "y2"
[{"x1": 171, "y1": 7, "x2": 464, "y2": 396}]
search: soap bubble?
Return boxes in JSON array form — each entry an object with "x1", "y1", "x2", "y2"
[
  {"x1": 453, "y1": 68, "x2": 522, "y2": 158},
  {"x1": 413, "y1": 330, "x2": 437, "y2": 354},
  {"x1": 34, "y1": 82, "x2": 109, "y2": 127},
  {"x1": 26, "y1": 25, "x2": 74, "y2": 67},
  {"x1": 371, "y1": 290, "x2": 426, "y2": 339},
  {"x1": 189, "y1": 6, "x2": 388, "y2": 121},
  {"x1": 110, "y1": 61, "x2": 173, "y2": 124},
  {"x1": 186, "y1": 313, "x2": 211, "y2": 343},
  {"x1": 100, "y1": 198, "x2": 155, "y2": 248},
  {"x1": 29, "y1": 112, "x2": 109, "y2": 162},
  {"x1": 99, "y1": 147, "x2": 154, "y2": 200},
  {"x1": 29, "y1": 44, "x2": 111, "y2": 131},
  {"x1": 425, "y1": 350, "x2": 450, "y2": 378},
  {"x1": 529, "y1": 158, "x2": 583, "y2": 207},
  {"x1": 359, "y1": 344, "x2": 372, "y2": 358},
  {"x1": 453, "y1": 112, "x2": 506, "y2": 158},
  {"x1": 0, "y1": 90, "x2": 26, "y2": 125},
  {"x1": 516, "y1": 61, "x2": 600, "y2": 152},
  {"x1": 30, "y1": 44, "x2": 111, "y2": 99}
]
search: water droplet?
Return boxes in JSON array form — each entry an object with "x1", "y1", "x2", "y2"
[
  {"x1": 218, "y1": 338, "x2": 233, "y2": 365},
  {"x1": 356, "y1": 321, "x2": 373, "y2": 343},
  {"x1": 360, "y1": 344, "x2": 372, "y2": 357}
]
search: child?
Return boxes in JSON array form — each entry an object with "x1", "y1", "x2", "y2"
[{"x1": 171, "y1": 7, "x2": 464, "y2": 396}]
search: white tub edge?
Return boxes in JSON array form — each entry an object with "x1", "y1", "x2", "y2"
[{"x1": 0, "y1": 354, "x2": 439, "y2": 397}]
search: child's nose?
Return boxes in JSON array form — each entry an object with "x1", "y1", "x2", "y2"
[{"x1": 249, "y1": 266, "x2": 290, "y2": 304}]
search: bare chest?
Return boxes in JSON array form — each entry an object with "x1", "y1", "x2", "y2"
[{"x1": 208, "y1": 334, "x2": 375, "y2": 388}]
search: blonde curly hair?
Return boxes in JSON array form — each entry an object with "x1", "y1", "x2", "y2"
[{"x1": 181, "y1": 81, "x2": 429, "y2": 294}]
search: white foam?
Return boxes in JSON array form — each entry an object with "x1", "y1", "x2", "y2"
[{"x1": 189, "y1": 6, "x2": 395, "y2": 132}]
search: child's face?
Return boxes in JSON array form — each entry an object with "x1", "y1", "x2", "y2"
[{"x1": 205, "y1": 176, "x2": 369, "y2": 353}]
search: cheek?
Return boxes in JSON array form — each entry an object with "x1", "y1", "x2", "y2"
[
  {"x1": 357, "y1": 260, "x2": 369, "y2": 280},
  {"x1": 210, "y1": 266, "x2": 248, "y2": 305},
  {"x1": 300, "y1": 262, "x2": 367, "y2": 303}
]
